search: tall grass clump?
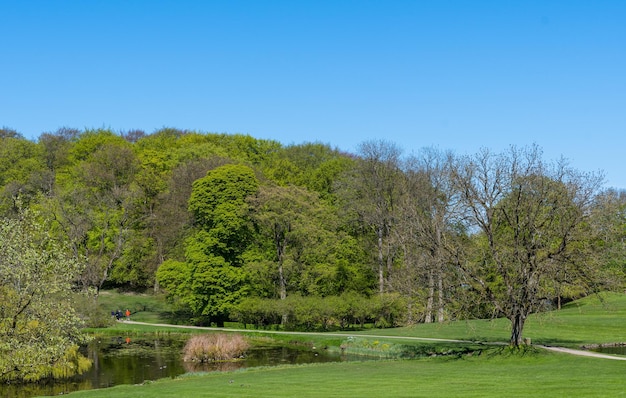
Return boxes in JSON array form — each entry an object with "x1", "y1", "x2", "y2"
[{"x1": 183, "y1": 333, "x2": 250, "y2": 362}]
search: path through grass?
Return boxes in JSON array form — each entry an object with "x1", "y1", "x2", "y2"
[{"x1": 74, "y1": 291, "x2": 626, "y2": 397}]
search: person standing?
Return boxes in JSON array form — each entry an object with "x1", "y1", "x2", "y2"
[{"x1": 125, "y1": 309, "x2": 131, "y2": 321}]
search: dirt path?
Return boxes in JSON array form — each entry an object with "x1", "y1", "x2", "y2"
[
  {"x1": 122, "y1": 320, "x2": 472, "y2": 343},
  {"x1": 122, "y1": 320, "x2": 626, "y2": 361},
  {"x1": 538, "y1": 345, "x2": 626, "y2": 361}
]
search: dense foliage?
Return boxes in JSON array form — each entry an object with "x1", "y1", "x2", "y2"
[
  {"x1": 1, "y1": 126, "x2": 624, "y2": 347},
  {"x1": 0, "y1": 208, "x2": 90, "y2": 382}
]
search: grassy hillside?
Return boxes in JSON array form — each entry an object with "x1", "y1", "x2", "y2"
[{"x1": 350, "y1": 293, "x2": 626, "y2": 347}]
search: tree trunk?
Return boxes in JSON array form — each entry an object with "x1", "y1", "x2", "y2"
[
  {"x1": 154, "y1": 250, "x2": 164, "y2": 293},
  {"x1": 406, "y1": 301, "x2": 413, "y2": 325},
  {"x1": 377, "y1": 227, "x2": 385, "y2": 294},
  {"x1": 510, "y1": 312, "x2": 526, "y2": 346},
  {"x1": 425, "y1": 270, "x2": 434, "y2": 323},
  {"x1": 278, "y1": 262, "x2": 286, "y2": 300},
  {"x1": 436, "y1": 270, "x2": 444, "y2": 323},
  {"x1": 278, "y1": 258, "x2": 288, "y2": 324},
  {"x1": 277, "y1": 238, "x2": 288, "y2": 325}
]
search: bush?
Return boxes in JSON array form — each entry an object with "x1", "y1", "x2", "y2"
[
  {"x1": 371, "y1": 292, "x2": 408, "y2": 327},
  {"x1": 233, "y1": 294, "x2": 405, "y2": 331},
  {"x1": 183, "y1": 334, "x2": 250, "y2": 362}
]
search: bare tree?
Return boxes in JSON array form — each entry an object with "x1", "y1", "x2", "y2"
[
  {"x1": 453, "y1": 145, "x2": 604, "y2": 346},
  {"x1": 397, "y1": 148, "x2": 462, "y2": 323}
]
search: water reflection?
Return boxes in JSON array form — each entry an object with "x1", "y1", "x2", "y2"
[{"x1": 0, "y1": 336, "x2": 351, "y2": 398}]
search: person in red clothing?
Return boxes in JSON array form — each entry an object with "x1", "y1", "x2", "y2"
[{"x1": 125, "y1": 309, "x2": 131, "y2": 321}]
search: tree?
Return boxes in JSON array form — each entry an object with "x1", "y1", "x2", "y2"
[
  {"x1": 453, "y1": 145, "x2": 605, "y2": 346},
  {"x1": 0, "y1": 209, "x2": 89, "y2": 382},
  {"x1": 51, "y1": 131, "x2": 140, "y2": 294},
  {"x1": 586, "y1": 189, "x2": 626, "y2": 296},
  {"x1": 158, "y1": 164, "x2": 259, "y2": 325},
  {"x1": 249, "y1": 184, "x2": 308, "y2": 302},
  {"x1": 38, "y1": 127, "x2": 80, "y2": 172},
  {"x1": 396, "y1": 148, "x2": 462, "y2": 323},
  {"x1": 151, "y1": 158, "x2": 227, "y2": 267},
  {"x1": 188, "y1": 164, "x2": 259, "y2": 262},
  {"x1": 0, "y1": 135, "x2": 46, "y2": 215},
  {"x1": 0, "y1": 126, "x2": 23, "y2": 139},
  {"x1": 337, "y1": 140, "x2": 404, "y2": 294}
]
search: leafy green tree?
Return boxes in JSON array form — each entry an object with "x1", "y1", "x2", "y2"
[
  {"x1": 38, "y1": 127, "x2": 80, "y2": 172},
  {"x1": 188, "y1": 164, "x2": 259, "y2": 261},
  {"x1": 52, "y1": 131, "x2": 140, "y2": 293},
  {"x1": 337, "y1": 140, "x2": 404, "y2": 294},
  {"x1": 263, "y1": 142, "x2": 340, "y2": 188},
  {"x1": 151, "y1": 158, "x2": 229, "y2": 267},
  {"x1": 249, "y1": 184, "x2": 327, "y2": 301},
  {"x1": 203, "y1": 133, "x2": 281, "y2": 165},
  {"x1": 158, "y1": 164, "x2": 259, "y2": 324},
  {"x1": 0, "y1": 135, "x2": 46, "y2": 215},
  {"x1": 0, "y1": 209, "x2": 90, "y2": 382},
  {"x1": 585, "y1": 189, "x2": 626, "y2": 297},
  {"x1": 309, "y1": 156, "x2": 355, "y2": 201},
  {"x1": 155, "y1": 259, "x2": 189, "y2": 298},
  {"x1": 33, "y1": 128, "x2": 80, "y2": 198}
]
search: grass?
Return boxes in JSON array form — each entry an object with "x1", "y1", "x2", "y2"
[
  {"x1": 346, "y1": 292, "x2": 626, "y2": 348},
  {"x1": 61, "y1": 350, "x2": 626, "y2": 397},
  {"x1": 90, "y1": 290, "x2": 626, "y2": 350},
  {"x1": 70, "y1": 290, "x2": 626, "y2": 397},
  {"x1": 96, "y1": 290, "x2": 174, "y2": 323}
]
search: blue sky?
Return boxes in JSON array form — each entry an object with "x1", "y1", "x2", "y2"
[{"x1": 2, "y1": 1, "x2": 625, "y2": 189}]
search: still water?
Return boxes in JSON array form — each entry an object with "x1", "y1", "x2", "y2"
[{"x1": 1, "y1": 335, "x2": 353, "y2": 398}]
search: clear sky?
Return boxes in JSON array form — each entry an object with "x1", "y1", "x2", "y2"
[{"x1": 2, "y1": 1, "x2": 625, "y2": 189}]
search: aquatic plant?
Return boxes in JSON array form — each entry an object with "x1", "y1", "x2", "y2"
[{"x1": 183, "y1": 333, "x2": 250, "y2": 362}]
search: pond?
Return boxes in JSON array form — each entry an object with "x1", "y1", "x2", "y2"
[{"x1": 1, "y1": 335, "x2": 361, "y2": 398}]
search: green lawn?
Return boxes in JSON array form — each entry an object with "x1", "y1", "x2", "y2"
[
  {"x1": 62, "y1": 351, "x2": 626, "y2": 398},
  {"x1": 349, "y1": 293, "x2": 626, "y2": 347},
  {"x1": 96, "y1": 290, "x2": 173, "y2": 324},
  {"x1": 69, "y1": 291, "x2": 626, "y2": 398}
]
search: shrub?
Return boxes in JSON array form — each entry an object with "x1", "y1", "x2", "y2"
[{"x1": 183, "y1": 334, "x2": 249, "y2": 362}]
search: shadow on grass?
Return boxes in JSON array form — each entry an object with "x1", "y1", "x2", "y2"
[{"x1": 397, "y1": 343, "x2": 488, "y2": 359}]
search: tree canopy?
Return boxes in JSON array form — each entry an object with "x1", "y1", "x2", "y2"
[{"x1": 0, "y1": 127, "x2": 622, "y2": 346}]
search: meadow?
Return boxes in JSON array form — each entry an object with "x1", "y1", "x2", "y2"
[{"x1": 61, "y1": 291, "x2": 626, "y2": 398}]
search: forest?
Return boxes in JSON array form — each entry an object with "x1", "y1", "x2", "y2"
[{"x1": 1, "y1": 126, "x2": 625, "y2": 380}]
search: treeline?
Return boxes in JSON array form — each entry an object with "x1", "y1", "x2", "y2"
[{"x1": 1, "y1": 126, "x2": 625, "y2": 343}]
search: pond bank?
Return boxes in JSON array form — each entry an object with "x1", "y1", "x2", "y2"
[{"x1": 0, "y1": 333, "x2": 366, "y2": 398}]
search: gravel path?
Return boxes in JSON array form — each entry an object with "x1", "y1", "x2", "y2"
[{"x1": 538, "y1": 345, "x2": 626, "y2": 361}]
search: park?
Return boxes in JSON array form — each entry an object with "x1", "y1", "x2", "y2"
[
  {"x1": 0, "y1": 130, "x2": 625, "y2": 397},
  {"x1": 3, "y1": 289, "x2": 625, "y2": 397}
]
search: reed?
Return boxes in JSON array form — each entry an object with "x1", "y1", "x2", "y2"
[{"x1": 183, "y1": 333, "x2": 250, "y2": 362}]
